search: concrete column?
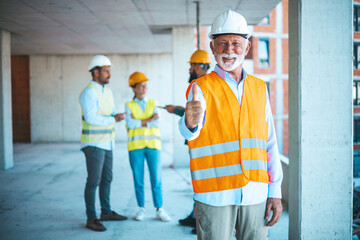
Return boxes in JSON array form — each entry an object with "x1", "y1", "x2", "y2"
[
  {"x1": 288, "y1": 0, "x2": 352, "y2": 239},
  {"x1": 0, "y1": 30, "x2": 13, "y2": 170},
  {"x1": 172, "y1": 26, "x2": 194, "y2": 167}
]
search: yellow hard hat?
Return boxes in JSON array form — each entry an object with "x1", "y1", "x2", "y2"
[
  {"x1": 129, "y1": 71, "x2": 148, "y2": 87},
  {"x1": 189, "y1": 50, "x2": 211, "y2": 64}
]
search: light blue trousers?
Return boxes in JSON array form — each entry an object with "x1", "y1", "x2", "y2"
[{"x1": 128, "y1": 148, "x2": 162, "y2": 208}]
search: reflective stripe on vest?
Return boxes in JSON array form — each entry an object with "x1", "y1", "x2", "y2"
[
  {"x1": 187, "y1": 72, "x2": 269, "y2": 193},
  {"x1": 190, "y1": 139, "x2": 267, "y2": 181},
  {"x1": 189, "y1": 139, "x2": 266, "y2": 159},
  {"x1": 128, "y1": 135, "x2": 161, "y2": 142},
  {"x1": 82, "y1": 129, "x2": 114, "y2": 135},
  {"x1": 241, "y1": 138, "x2": 267, "y2": 149},
  {"x1": 126, "y1": 99, "x2": 161, "y2": 151},
  {"x1": 80, "y1": 82, "x2": 115, "y2": 143},
  {"x1": 191, "y1": 161, "x2": 268, "y2": 181},
  {"x1": 189, "y1": 140, "x2": 240, "y2": 159}
]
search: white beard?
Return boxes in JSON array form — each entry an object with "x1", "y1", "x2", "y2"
[{"x1": 216, "y1": 52, "x2": 245, "y2": 71}]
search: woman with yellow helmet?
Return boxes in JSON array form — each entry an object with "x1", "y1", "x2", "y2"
[{"x1": 125, "y1": 71, "x2": 171, "y2": 222}]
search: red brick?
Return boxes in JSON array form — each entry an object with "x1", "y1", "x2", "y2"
[
  {"x1": 282, "y1": 0, "x2": 288, "y2": 34},
  {"x1": 355, "y1": 32, "x2": 360, "y2": 40},
  {"x1": 269, "y1": 79, "x2": 276, "y2": 115},
  {"x1": 246, "y1": 38, "x2": 253, "y2": 60},
  {"x1": 283, "y1": 119, "x2": 289, "y2": 156},
  {"x1": 283, "y1": 79, "x2": 289, "y2": 115},
  {"x1": 282, "y1": 39, "x2": 288, "y2": 75}
]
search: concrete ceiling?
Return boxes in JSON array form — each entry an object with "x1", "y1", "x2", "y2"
[{"x1": 0, "y1": 0, "x2": 281, "y2": 55}]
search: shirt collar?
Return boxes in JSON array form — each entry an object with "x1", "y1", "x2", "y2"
[
  {"x1": 214, "y1": 64, "x2": 247, "y2": 84},
  {"x1": 134, "y1": 97, "x2": 147, "y2": 104},
  {"x1": 91, "y1": 80, "x2": 105, "y2": 91}
]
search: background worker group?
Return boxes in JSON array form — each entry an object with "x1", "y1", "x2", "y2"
[{"x1": 79, "y1": 56, "x2": 169, "y2": 232}]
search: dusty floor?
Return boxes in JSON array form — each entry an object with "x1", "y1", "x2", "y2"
[{"x1": 0, "y1": 143, "x2": 288, "y2": 240}]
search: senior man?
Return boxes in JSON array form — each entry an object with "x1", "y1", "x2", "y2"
[{"x1": 179, "y1": 10, "x2": 283, "y2": 240}]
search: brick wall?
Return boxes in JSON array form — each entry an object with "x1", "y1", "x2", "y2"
[
  {"x1": 283, "y1": 79, "x2": 289, "y2": 155},
  {"x1": 253, "y1": 0, "x2": 289, "y2": 155},
  {"x1": 253, "y1": 9, "x2": 276, "y2": 33},
  {"x1": 282, "y1": 39, "x2": 288, "y2": 74},
  {"x1": 253, "y1": 37, "x2": 276, "y2": 75},
  {"x1": 270, "y1": 78, "x2": 277, "y2": 115}
]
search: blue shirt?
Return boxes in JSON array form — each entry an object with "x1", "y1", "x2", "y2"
[
  {"x1": 79, "y1": 81, "x2": 117, "y2": 151},
  {"x1": 178, "y1": 65, "x2": 283, "y2": 206},
  {"x1": 125, "y1": 97, "x2": 159, "y2": 129}
]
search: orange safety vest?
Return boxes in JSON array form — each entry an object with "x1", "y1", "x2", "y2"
[{"x1": 186, "y1": 72, "x2": 269, "y2": 193}]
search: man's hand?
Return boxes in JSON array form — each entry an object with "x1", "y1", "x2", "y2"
[
  {"x1": 114, "y1": 112, "x2": 126, "y2": 122},
  {"x1": 165, "y1": 105, "x2": 176, "y2": 113},
  {"x1": 185, "y1": 84, "x2": 203, "y2": 130},
  {"x1": 265, "y1": 198, "x2": 283, "y2": 227},
  {"x1": 165, "y1": 105, "x2": 185, "y2": 114}
]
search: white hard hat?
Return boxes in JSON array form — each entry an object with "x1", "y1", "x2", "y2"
[
  {"x1": 88, "y1": 55, "x2": 112, "y2": 71},
  {"x1": 209, "y1": 10, "x2": 251, "y2": 40}
]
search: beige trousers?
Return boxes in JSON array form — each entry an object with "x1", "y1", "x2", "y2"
[{"x1": 194, "y1": 200, "x2": 268, "y2": 240}]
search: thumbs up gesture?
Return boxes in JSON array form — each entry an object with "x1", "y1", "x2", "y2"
[{"x1": 185, "y1": 84, "x2": 204, "y2": 130}]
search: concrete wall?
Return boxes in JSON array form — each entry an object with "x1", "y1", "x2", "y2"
[
  {"x1": 0, "y1": 30, "x2": 13, "y2": 170},
  {"x1": 288, "y1": 0, "x2": 352, "y2": 238},
  {"x1": 30, "y1": 53, "x2": 173, "y2": 142}
]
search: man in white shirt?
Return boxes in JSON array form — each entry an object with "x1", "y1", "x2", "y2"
[
  {"x1": 178, "y1": 10, "x2": 283, "y2": 240},
  {"x1": 79, "y1": 55, "x2": 127, "y2": 231}
]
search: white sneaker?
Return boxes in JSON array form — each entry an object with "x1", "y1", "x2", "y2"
[
  {"x1": 133, "y1": 207, "x2": 146, "y2": 221},
  {"x1": 156, "y1": 208, "x2": 171, "y2": 222}
]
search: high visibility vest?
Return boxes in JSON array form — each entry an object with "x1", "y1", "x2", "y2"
[
  {"x1": 80, "y1": 82, "x2": 115, "y2": 143},
  {"x1": 186, "y1": 72, "x2": 269, "y2": 193},
  {"x1": 126, "y1": 99, "x2": 161, "y2": 151}
]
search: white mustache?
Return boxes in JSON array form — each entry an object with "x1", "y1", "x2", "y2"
[
  {"x1": 219, "y1": 53, "x2": 239, "y2": 59},
  {"x1": 216, "y1": 52, "x2": 244, "y2": 71}
]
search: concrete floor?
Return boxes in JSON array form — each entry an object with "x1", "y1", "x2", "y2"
[{"x1": 0, "y1": 143, "x2": 288, "y2": 240}]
